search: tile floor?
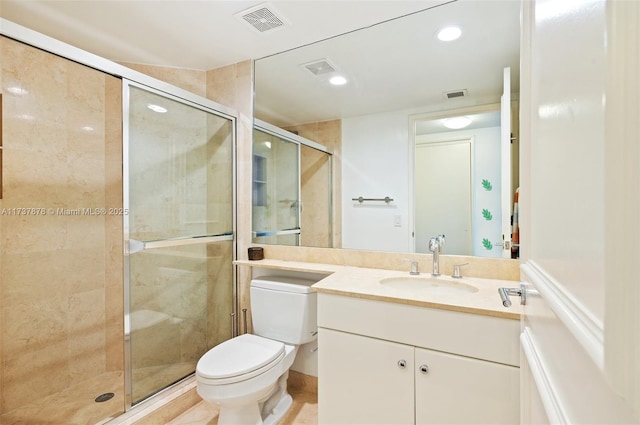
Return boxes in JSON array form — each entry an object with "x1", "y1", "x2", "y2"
[{"x1": 167, "y1": 385, "x2": 318, "y2": 425}]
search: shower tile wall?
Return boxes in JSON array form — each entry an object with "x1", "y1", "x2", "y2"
[
  {"x1": 284, "y1": 120, "x2": 342, "y2": 248},
  {"x1": 0, "y1": 36, "x2": 123, "y2": 419},
  {"x1": 120, "y1": 62, "x2": 207, "y2": 98},
  {"x1": 206, "y1": 61, "x2": 254, "y2": 329},
  {"x1": 300, "y1": 145, "x2": 332, "y2": 248}
]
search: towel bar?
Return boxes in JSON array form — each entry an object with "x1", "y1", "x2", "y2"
[{"x1": 352, "y1": 196, "x2": 394, "y2": 204}]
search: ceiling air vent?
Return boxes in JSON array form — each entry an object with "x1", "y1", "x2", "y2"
[
  {"x1": 235, "y1": 3, "x2": 289, "y2": 34},
  {"x1": 302, "y1": 59, "x2": 337, "y2": 77},
  {"x1": 444, "y1": 89, "x2": 468, "y2": 99}
]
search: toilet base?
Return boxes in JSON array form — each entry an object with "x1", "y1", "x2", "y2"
[
  {"x1": 218, "y1": 403, "x2": 263, "y2": 425},
  {"x1": 262, "y1": 393, "x2": 292, "y2": 425},
  {"x1": 261, "y1": 371, "x2": 292, "y2": 425},
  {"x1": 204, "y1": 371, "x2": 294, "y2": 425}
]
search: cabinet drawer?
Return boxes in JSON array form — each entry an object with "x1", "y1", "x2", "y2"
[{"x1": 318, "y1": 293, "x2": 519, "y2": 366}]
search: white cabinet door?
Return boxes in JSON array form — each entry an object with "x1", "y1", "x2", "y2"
[
  {"x1": 415, "y1": 347, "x2": 519, "y2": 425},
  {"x1": 318, "y1": 328, "x2": 415, "y2": 425}
]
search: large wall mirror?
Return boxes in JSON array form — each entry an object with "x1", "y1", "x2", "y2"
[{"x1": 253, "y1": 0, "x2": 521, "y2": 258}]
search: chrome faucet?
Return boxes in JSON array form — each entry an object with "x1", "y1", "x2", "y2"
[{"x1": 428, "y1": 234, "x2": 445, "y2": 276}]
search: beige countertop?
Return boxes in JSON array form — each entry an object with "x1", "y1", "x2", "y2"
[{"x1": 235, "y1": 259, "x2": 522, "y2": 320}]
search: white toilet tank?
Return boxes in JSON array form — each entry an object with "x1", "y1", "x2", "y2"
[{"x1": 250, "y1": 275, "x2": 318, "y2": 345}]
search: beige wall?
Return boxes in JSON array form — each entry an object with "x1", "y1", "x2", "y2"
[
  {"x1": 119, "y1": 62, "x2": 207, "y2": 98},
  {"x1": 0, "y1": 36, "x2": 123, "y2": 416},
  {"x1": 284, "y1": 120, "x2": 342, "y2": 249},
  {"x1": 205, "y1": 61, "x2": 254, "y2": 331}
]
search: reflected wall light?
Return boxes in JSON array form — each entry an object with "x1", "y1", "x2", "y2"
[
  {"x1": 443, "y1": 116, "x2": 472, "y2": 129},
  {"x1": 436, "y1": 26, "x2": 462, "y2": 41}
]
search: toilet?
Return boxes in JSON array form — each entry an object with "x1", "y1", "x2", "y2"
[{"x1": 196, "y1": 275, "x2": 318, "y2": 425}]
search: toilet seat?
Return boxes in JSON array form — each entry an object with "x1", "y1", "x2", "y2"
[{"x1": 196, "y1": 334, "x2": 285, "y2": 385}]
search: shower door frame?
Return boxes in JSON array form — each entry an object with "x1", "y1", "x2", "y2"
[{"x1": 122, "y1": 79, "x2": 238, "y2": 409}]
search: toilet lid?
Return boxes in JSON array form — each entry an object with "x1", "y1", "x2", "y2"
[{"x1": 196, "y1": 334, "x2": 285, "y2": 380}]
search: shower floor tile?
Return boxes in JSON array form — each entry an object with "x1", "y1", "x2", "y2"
[{"x1": 0, "y1": 371, "x2": 125, "y2": 425}]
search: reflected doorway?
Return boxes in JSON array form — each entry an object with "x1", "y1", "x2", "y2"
[{"x1": 415, "y1": 138, "x2": 472, "y2": 255}]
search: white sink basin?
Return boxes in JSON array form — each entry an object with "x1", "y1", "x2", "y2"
[{"x1": 379, "y1": 276, "x2": 478, "y2": 295}]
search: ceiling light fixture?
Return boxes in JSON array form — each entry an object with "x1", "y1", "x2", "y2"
[
  {"x1": 147, "y1": 104, "x2": 168, "y2": 113},
  {"x1": 443, "y1": 116, "x2": 472, "y2": 129},
  {"x1": 436, "y1": 26, "x2": 462, "y2": 42},
  {"x1": 329, "y1": 75, "x2": 347, "y2": 86},
  {"x1": 7, "y1": 86, "x2": 28, "y2": 95}
]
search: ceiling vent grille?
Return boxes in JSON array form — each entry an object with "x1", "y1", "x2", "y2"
[
  {"x1": 302, "y1": 59, "x2": 337, "y2": 77},
  {"x1": 235, "y1": 3, "x2": 288, "y2": 33},
  {"x1": 444, "y1": 89, "x2": 468, "y2": 99}
]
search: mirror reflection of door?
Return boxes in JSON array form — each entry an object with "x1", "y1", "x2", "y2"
[
  {"x1": 415, "y1": 139, "x2": 472, "y2": 255},
  {"x1": 411, "y1": 104, "x2": 507, "y2": 258}
]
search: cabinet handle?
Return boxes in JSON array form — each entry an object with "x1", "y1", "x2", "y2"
[
  {"x1": 397, "y1": 360, "x2": 407, "y2": 369},
  {"x1": 419, "y1": 364, "x2": 429, "y2": 374}
]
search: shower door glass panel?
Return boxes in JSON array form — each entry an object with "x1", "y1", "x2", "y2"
[
  {"x1": 126, "y1": 83, "x2": 234, "y2": 404},
  {"x1": 252, "y1": 129, "x2": 300, "y2": 245}
]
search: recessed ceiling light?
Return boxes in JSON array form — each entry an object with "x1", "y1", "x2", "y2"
[
  {"x1": 17, "y1": 113, "x2": 35, "y2": 121},
  {"x1": 81, "y1": 126, "x2": 94, "y2": 132},
  {"x1": 7, "y1": 86, "x2": 28, "y2": 95},
  {"x1": 443, "y1": 116, "x2": 472, "y2": 129},
  {"x1": 329, "y1": 75, "x2": 347, "y2": 86},
  {"x1": 436, "y1": 26, "x2": 462, "y2": 42},
  {"x1": 147, "y1": 104, "x2": 168, "y2": 113}
]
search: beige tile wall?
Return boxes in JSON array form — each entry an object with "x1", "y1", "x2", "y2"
[
  {"x1": 205, "y1": 61, "x2": 254, "y2": 329},
  {"x1": 119, "y1": 63, "x2": 206, "y2": 98},
  {"x1": 300, "y1": 145, "x2": 332, "y2": 247},
  {"x1": 284, "y1": 120, "x2": 342, "y2": 248},
  {"x1": 0, "y1": 36, "x2": 123, "y2": 414},
  {"x1": 256, "y1": 244, "x2": 520, "y2": 281}
]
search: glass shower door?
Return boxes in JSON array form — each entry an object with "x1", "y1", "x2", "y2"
[{"x1": 124, "y1": 82, "x2": 234, "y2": 405}]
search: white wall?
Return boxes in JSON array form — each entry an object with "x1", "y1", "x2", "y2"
[
  {"x1": 341, "y1": 109, "x2": 503, "y2": 256},
  {"x1": 341, "y1": 109, "x2": 412, "y2": 252}
]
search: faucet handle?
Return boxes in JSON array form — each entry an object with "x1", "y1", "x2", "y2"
[
  {"x1": 403, "y1": 258, "x2": 420, "y2": 275},
  {"x1": 452, "y1": 262, "x2": 469, "y2": 279}
]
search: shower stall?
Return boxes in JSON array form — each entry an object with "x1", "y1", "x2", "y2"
[{"x1": 0, "y1": 27, "x2": 236, "y2": 424}]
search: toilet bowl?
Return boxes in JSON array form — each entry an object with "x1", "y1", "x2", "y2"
[{"x1": 196, "y1": 275, "x2": 318, "y2": 425}]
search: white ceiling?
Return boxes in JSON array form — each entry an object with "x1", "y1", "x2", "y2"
[
  {"x1": 0, "y1": 0, "x2": 521, "y2": 128},
  {"x1": 254, "y1": 0, "x2": 521, "y2": 126},
  {"x1": 0, "y1": 0, "x2": 447, "y2": 70}
]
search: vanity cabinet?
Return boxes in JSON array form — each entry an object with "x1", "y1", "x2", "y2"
[{"x1": 317, "y1": 293, "x2": 520, "y2": 424}]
